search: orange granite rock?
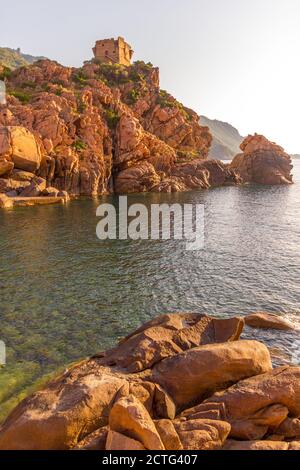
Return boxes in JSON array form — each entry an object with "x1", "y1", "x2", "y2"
[
  {"x1": 230, "y1": 134, "x2": 293, "y2": 185},
  {"x1": 0, "y1": 313, "x2": 298, "y2": 451},
  {"x1": 245, "y1": 312, "x2": 295, "y2": 331},
  {"x1": 106, "y1": 430, "x2": 146, "y2": 450}
]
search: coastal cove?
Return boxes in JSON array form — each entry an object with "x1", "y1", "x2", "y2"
[{"x1": 0, "y1": 160, "x2": 300, "y2": 422}]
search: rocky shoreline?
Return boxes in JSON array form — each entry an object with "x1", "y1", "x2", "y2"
[{"x1": 0, "y1": 311, "x2": 299, "y2": 451}]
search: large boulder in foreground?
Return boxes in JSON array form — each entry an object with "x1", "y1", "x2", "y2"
[
  {"x1": 151, "y1": 340, "x2": 272, "y2": 408},
  {"x1": 97, "y1": 313, "x2": 244, "y2": 372},
  {"x1": 154, "y1": 419, "x2": 182, "y2": 450},
  {"x1": 203, "y1": 366, "x2": 300, "y2": 440},
  {"x1": 230, "y1": 134, "x2": 293, "y2": 185},
  {"x1": 0, "y1": 371, "x2": 128, "y2": 450},
  {"x1": 0, "y1": 126, "x2": 42, "y2": 172},
  {"x1": 0, "y1": 312, "x2": 298, "y2": 451},
  {"x1": 0, "y1": 313, "x2": 246, "y2": 450},
  {"x1": 173, "y1": 418, "x2": 230, "y2": 450},
  {"x1": 109, "y1": 395, "x2": 164, "y2": 450}
]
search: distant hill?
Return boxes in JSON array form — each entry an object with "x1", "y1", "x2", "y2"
[
  {"x1": 200, "y1": 115, "x2": 243, "y2": 160},
  {"x1": 292, "y1": 154, "x2": 300, "y2": 159},
  {"x1": 0, "y1": 47, "x2": 46, "y2": 69}
]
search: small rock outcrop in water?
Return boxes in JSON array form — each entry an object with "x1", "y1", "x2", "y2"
[
  {"x1": 200, "y1": 115, "x2": 244, "y2": 160},
  {"x1": 230, "y1": 134, "x2": 293, "y2": 185},
  {"x1": 0, "y1": 312, "x2": 299, "y2": 451},
  {"x1": 245, "y1": 312, "x2": 295, "y2": 331}
]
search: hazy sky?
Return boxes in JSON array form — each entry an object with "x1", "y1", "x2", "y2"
[{"x1": 2, "y1": 0, "x2": 300, "y2": 152}]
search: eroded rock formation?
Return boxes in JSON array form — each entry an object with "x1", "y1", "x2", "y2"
[
  {"x1": 245, "y1": 312, "x2": 295, "y2": 331},
  {"x1": 0, "y1": 312, "x2": 299, "y2": 451},
  {"x1": 230, "y1": 134, "x2": 293, "y2": 185},
  {"x1": 0, "y1": 59, "x2": 218, "y2": 200}
]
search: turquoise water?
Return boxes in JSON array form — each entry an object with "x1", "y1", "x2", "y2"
[{"x1": 0, "y1": 161, "x2": 300, "y2": 419}]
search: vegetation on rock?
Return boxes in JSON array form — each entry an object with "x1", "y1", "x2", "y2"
[{"x1": 0, "y1": 47, "x2": 46, "y2": 69}]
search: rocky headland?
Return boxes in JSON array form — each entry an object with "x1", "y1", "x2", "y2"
[
  {"x1": 0, "y1": 57, "x2": 294, "y2": 207},
  {"x1": 230, "y1": 134, "x2": 294, "y2": 185},
  {"x1": 0, "y1": 311, "x2": 299, "y2": 451}
]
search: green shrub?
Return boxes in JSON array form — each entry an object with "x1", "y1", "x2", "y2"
[
  {"x1": 177, "y1": 150, "x2": 199, "y2": 162},
  {"x1": 41, "y1": 83, "x2": 51, "y2": 92},
  {"x1": 52, "y1": 79, "x2": 65, "y2": 87},
  {"x1": 128, "y1": 70, "x2": 145, "y2": 82},
  {"x1": 0, "y1": 66, "x2": 12, "y2": 80},
  {"x1": 104, "y1": 108, "x2": 120, "y2": 129},
  {"x1": 21, "y1": 80, "x2": 36, "y2": 89},
  {"x1": 133, "y1": 60, "x2": 153, "y2": 70},
  {"x1": 96, "y1": 63, "x2": 130, "y2": 85},
  {"x1": 73, "y1": 70, "x2": 88, "y2": 85}
]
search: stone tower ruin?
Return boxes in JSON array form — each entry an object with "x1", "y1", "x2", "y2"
[{"x1": 93, "y1": 37, "x2": 133, "y2": 66}]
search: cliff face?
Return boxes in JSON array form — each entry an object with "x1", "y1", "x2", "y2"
[
  {"x1": 230, "y1": 134, "x2": 293, "y2": 185},
  {"x1": 0, "y1": 47, "x2": 46, "y2": 69},
  {"x1": 0, "y1": 59, "x2": 223, "y2": 196}
]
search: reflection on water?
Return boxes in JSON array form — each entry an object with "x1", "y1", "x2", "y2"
[{"x1": 0, "y1": 161, "x2": 299, "y2": 420}]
